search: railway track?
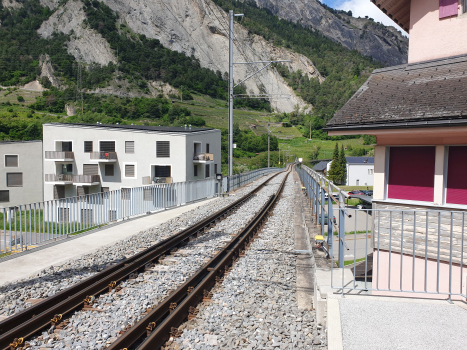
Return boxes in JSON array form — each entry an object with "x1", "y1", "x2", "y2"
[
  {"x1": 0, "y1": 166, "x2": 290, "y2": 350},
  {"x1": 108, "y1": 166, "x2": 291, "y2": 350}
]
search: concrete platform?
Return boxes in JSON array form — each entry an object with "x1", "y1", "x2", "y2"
[{"x1": 0, "y1": 198, "x2": 216, "y2": 287}]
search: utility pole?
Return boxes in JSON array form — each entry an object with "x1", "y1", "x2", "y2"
[
  {"x1": 268, "y1": 118, "x2": 270, "y2": 168},
  {"x1": 228, "y1": 10, "x2": 235, "y2": 177},
  {"x1": 228, "y1": 10, "x2": 290, "y2": 176}
]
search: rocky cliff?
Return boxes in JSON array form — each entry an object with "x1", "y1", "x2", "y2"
[
  {"x1": 37, "y1": 0, "x2": 324, "y2": 113},
  {"x1": 252, "y1": 0, "x2": 408, "y2": 66}
]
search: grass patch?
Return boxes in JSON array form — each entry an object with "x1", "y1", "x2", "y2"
[
  {"x1": 325, "y1": 230, "x2": 371, "y2": 236},
  {"x1": 340, "y1": 186, "x2": 374, "y2": 191},
  {"x1": 0, "y1": 252, "x2": 12, "y2": 259},
  {"x1": 336, "y1": 257, "x2": 366, "y2": 267}
]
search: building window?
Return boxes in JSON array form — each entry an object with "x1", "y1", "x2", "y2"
[
  {"x1": 368, "y1": 169, "x2": 374, "y2": 175},
  {"x1": 121, "y1": 188, "x2": 131, "y2": 200},
  {"x1": 83, "y1": 164, "x2": 99, "y2": 175},
  {"x1": 62, "y1": 164, "x2": 73, "y2": 174},
  {"x1": 205, "y1": 164, "x2": 210, "y2": 178},
  {"x1": 194, "y1": 164, "x2": 198, "y2": 177},
  {"x1": 0, "y1": 190, "x2": 9, "y2": 203},
  {"x1": 54, "y1": 185, "x2": 65, "y2": 200},
  {"x1": 206, "y1": 143, "x2": 210, "y2": 153},
  {"x1": 105, "y1": 164, "x2": 114, "y2": 176},
  {"x1": 77, "y1": 186, "x2": 89, "y2": 197},
  {"x1": 100, "y1": 141, "x2": 115, "y2": 152},
  {"x1": 439, "y1": 0, "x2": 458, "y2": 19},
  {"x1": 154, "y1": 165, "x2": 171, "y2": 178},
  {"x1": 84, "y1": 141, "x2": 93, "y2": 153},
  {"x1": 5, "y1": 155, "x2": 18, "y2": 167},
  {"x1": 61, "y1": 141, "x2": 72, "y2": 152},
  {"x1": 214, "y1": 164, "x2": 218, "y2": 174},
  {"x1": 125, "y1": 164, "x2": 135, "y2": 177},
  {"x1": 7, "y1": 173, "x2": 22, "y2": 187},
  {"x1": 125, "y1": 141, "x2": 135, "y2": 153},
  {"x1": 446, "y1": 146, "x2": 467, "y2": 205},
  {"x1": 156, "y1": 141, "x2": 170, "y2": 158},
  {"x1": 387, "y1": 146, "x2": 436, "y2": 202}
]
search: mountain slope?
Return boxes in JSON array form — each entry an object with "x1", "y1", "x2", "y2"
[{"x1": 252, "y1": 0, "x2": 408, "y2": 66}]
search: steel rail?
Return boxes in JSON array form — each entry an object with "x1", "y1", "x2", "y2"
[
  {"x1": 108, "y1": 165, "x2": 292, "y2": 350},
  {"x1": 0, "y1": 170, "x2": 284, "y2": 350}
]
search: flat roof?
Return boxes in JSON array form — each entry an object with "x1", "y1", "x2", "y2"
[
  {"x1": 0, "y1": 140, "x2": 42, "y2": 144},
  {"x1": 43, "y1": 123, "x2": 218, "y2": 134}
]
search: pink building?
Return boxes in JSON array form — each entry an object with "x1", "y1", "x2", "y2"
[{"x1": 326, "y1": 0, "x2": 467, "y2": 299}]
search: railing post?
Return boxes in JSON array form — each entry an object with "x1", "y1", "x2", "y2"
[
  {"x1": 338, "y1": 190, "x2": 345, "y2": 269},
  {"x1": 320, "y1": 178, "x2": 325, "y2": 237},
  {"x1": 327, "y1": 181, "x2": 333, "y2": 248}
]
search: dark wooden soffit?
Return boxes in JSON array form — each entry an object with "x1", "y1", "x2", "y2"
[
  {"x1": 371, "y1": 0, "x2": 411, "y2": 32},
  {"x1": 326, "y1": 55, "x2": 467, "y2": 130}
]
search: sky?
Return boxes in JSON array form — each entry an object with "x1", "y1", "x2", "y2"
[{"x1": 321, "y1": 0, "x2": 407, "y2": 35}]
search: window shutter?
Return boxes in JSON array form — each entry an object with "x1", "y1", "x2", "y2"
[
  {"x1": 446, "y1": 146, "x2": 467, "y2": 205},
  {"x1": 156, "y1": 141, "x2": 170, "y2": 157},
  {"x1": 83, "y1": 164, "x2": 99, "y2": 175},
  {"x1": 84, "y1": 141, "x2": 93, "y2": 153},
  {"x1": 100, "y1": 141, "x2": 115, "y2": 152},
  {"x1": 0, "y1": 190, "x2": 9, "y2": 202},
  {"x1": 105, "y1": 164, "x2": 114, "y2": 176},
  {"x1": 125, "y1": 164, "x2": 135, "y2": 177},
  {"x1": 5, "y1": 155, "x2": 18, "y2": 167},
  {"x1": 125, "y1": 141, "x2": 135, "y2": 153},
  {"x1": 7, "y1": 173, "x2": 23, "y2": 187},
  {"x1": 388, "y1": 147, "x2": 435, "y2": 202},
  {"x1": 439, "y1": 0, "x2": 458, "y2": 19}
]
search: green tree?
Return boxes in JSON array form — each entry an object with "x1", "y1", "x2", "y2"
[
  {"x1": 327, "y1": 143, "x2": 342, "y2": 184},
  {"x1": 339, "y1": 144, "x2": 347, "y2": 185}
]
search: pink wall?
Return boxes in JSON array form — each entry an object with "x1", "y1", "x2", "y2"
[
  {"x1": 409, "y1": 0, "x2": 467, "y2": 63},
  {"x1": 372, "y1": 250, "x2": 466, "y2": 301}
]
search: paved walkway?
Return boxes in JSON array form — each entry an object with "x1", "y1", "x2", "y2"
[
  {"x1": 0, "y1": 199, "x2": 216, "y2": 287},
  {"x1": 331, "y1": 295, "x2": 467, "y2": 350}
]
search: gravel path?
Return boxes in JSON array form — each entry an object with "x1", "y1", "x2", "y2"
[
  {"x1": 167, "y1": 175, "x2": 327, "y2": 350},
  {"x1": 10, "y1": 173, "x2": 287, "y2": 350},
  {"x1": 0, "y1": 174, "x2": 277, "y2": 318}
]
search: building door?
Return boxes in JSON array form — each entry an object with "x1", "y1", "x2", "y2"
[{"x1": 356, "y1": 179, "x2": 360, "y2": 186}]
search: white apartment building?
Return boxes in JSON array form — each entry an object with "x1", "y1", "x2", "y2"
[
  {"x1": 43, "y1": 123, "x2": 221, "y2": 201},
  {"x1": 0, "y1": 141, "x2": 44, "y2": 209},
  {"x1": 327, "y1": 156, "x2": 374, "y2": 187}
]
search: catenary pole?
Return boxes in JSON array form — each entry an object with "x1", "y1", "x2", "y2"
[{"x1": 228, "y1": 10, "x2": 234, "y2": 176}]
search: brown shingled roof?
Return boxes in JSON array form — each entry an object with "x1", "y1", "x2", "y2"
[{"x1": 326, "y1": 54, "x2": 467, "y2": 131}]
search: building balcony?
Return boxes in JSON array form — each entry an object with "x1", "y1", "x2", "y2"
[
  {"x1": 193, "y1": 153, "x2": 214, "y2": 163},
  {"x1": 45, "y1": 174, "x2": 74, "y2": 185},
  {"x1": 73, "y1": 175, "x2": 101, "y2": 186},
  {"x1": 45, "y1": 151, "x2": 74, "y2": 162},
  {"x1": 90, "y1": 152, "x2": 117, "y2": 162}
]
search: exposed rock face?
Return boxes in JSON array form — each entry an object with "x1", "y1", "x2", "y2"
[
  {"x1": 38, "y1": 0, "x2": 116, "y2": 65},
  {"x1": 2, "y1": 0, "x2": 22, "y2": 9},
  {"x1": 39, "y1": 0, "x2": 60, "y2": 10},
  {"x1": 65, "y1": 104, "x2": 77, "y2": 116},
  {"x1": 97, "y1": 0, "x2": 319, "y2": 112},
  {"x1": 39, "y1": 54, "x2": 63, "y2": 89},
  {"x1": 252, "y1": 0, "x2": 408, "y2": 66},
  {"x1": 21, "y1": 80, "x2": 47, "y2": 92}
]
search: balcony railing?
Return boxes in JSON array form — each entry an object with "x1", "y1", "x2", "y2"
[
  {"x1": 45, "y1": 174, "x2": 73, "y2": 183},
  {"x1": 73, "y1": 175, "x2": 100, "y2": 184},
  {"x1": 193, "y1": 153, "x2": 214, "y2": 162},
  {"x1": 153, "y1": 177, "x2": 172, "y2": 184},
  {"x1": 90, "y1": 152, "x2": 117, "y2": 161},
  {"x1": 45, "y1": 151, "x2": 74, "y2": 160}
]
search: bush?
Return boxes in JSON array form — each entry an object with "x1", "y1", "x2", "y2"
[{"x1": 17, "y1": 96, "x2": 25, "y2": 102}]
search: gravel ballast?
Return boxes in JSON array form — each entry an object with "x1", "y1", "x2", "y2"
[{"x1": 167, "y1": 175, "x2": 327, "y2": 350}]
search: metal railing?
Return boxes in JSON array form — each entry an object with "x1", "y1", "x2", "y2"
[
  {"x1": 0, "y1": 178, "x2": 218, "y2": 255},
  {"x1": 73, "y1": 175, "x2": 100, "y2": 184},
  {"x1": 44, "y1": 174, "x2": 73, "y2": 182},
  {"x1": 223, "y1": 167, "x2": 281, "y2": 192},
  {"x1": 90, "y1": 152, "x2": 117, "y2": 160},
  {"x1": 44, "y1": 151, "x2": 74, "y2": 160},
  {"x1": 296, "y1": 164, "x2": 467, "y2": 301},
  {"x1": 193, "y1": 153, "x2": 214, "y2": 161}
]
